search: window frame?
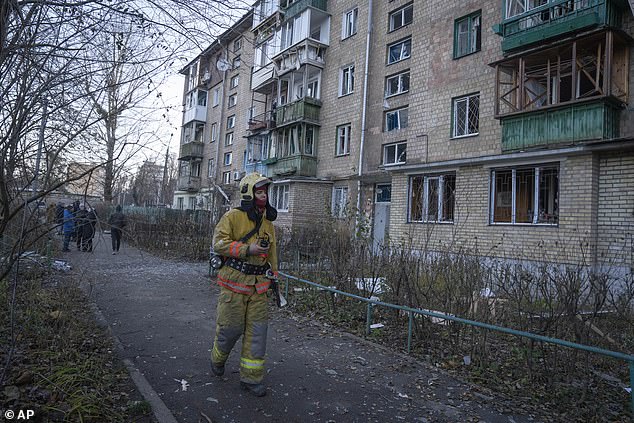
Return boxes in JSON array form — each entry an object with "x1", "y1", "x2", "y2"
[
  {"x1": 384, "y1": 107, "x2": 409, "y2": 132},
  {"x1": 207, "y1": 159, "x2": 214, "y2": 178},
  {"x1": 228, "y1": 93, "x2": 237, "y2": 108},
  {"x1": 232, "y1": 56, "x2": 241, "y2": 69},
  {"x1": 212, "y1": 87, "x2": 221, "y2": 107},
  {"x1": 385, "y1": 70, "x2": 410, "y2": 98},
  {"x1": 409, "y1": 173, "x2": 456, "y2": 224},
  {"x1": 336, "y1": 124, "x2": 351, "y2": 156},
  {"x1": 387, "y1": 37, "x2": 411, "y2": 65},
  {"x1": 233, "y1": 37, "x2": 242, "y2": 52},
  {"x1": 451, "y1": 93, "x2": 480, "y2": 138},
  {"x1": 271, "y1": 184, "x2": 290, "y2": 212},
  {"x1": 339, "y1": 64, "x2": 355, "y2": 97},
  {"x1": 223, "y1": 152, "x2": 232, "y2": 166},
  {"x1": 222, "y1": 171, "x2": 231, "y2": 184},
  {"x1": 389, "y1": 3, "x2": 413, "y2": 32},
  {"x1": 230, "y1": 75, "x2": 239, "y2": 89},
  {"x1": 332, "y1": 186, "x2": 349, "y2": 218},
  {"x1": 225, "y1": 132, "x2": 234, "y2": 146},
  {"x1": 226, "y1": 115, "x2": 236, "y2": 130},
  {"x1": 490, "y1": 164, "x2": 559, "y2": 225},
  {"x1": 342, "y1": 7, "x2": 358, "y2": 39},
  {"x1": 453, "y1": 10, "x2": 482, "y2": 59},
  {"x1": 383, "y1": 141, "x2": 407, "y2": 166},
  {"x1": 210, "y1": 122, "x2": 218, "y2": 142}
]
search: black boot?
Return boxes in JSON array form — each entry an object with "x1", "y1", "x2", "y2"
[
  {"x1": 211, "y1": 361, "x2": 225, "y2": 377},
  {"x1": 240, "y1": 381, "x2": 266, "y2": 397}
]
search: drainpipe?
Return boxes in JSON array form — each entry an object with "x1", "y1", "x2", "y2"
[
  {"x1": 356, "y1": 0, "x2": 373, "y2": 230},
  {"x1": 213, "y1": 46, "x2": 229, "y2": 207}
]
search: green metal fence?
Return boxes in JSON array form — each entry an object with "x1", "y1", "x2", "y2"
[{"x1": 279, "y1": 271, "x2": 634, "y2": 412}]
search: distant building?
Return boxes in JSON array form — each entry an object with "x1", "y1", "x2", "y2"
[{"x1": 66, "y1": 162, "x2": 105, "y2": 201}]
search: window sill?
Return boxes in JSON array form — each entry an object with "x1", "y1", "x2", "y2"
[
  {"x1": 386, "y1": 58, "x2": 410, "y2": 66},
  {"x1": 489, "y1": 222, "x2": 559, "y2": 227},
  {"x1": 341, "y1": 33, "x2": 357, "y2": 41},
  {"x1": 383, "y1": 162, "x2": 406, "y2": 167},
  {"x1": 338, "y1": 92, "x2": 354, "y2": 98},
  {"x1": 453, "y1": 49, "x2": 481, "y2": 60},
  {"x1": 385, "y1": 91, "x2": 409, "y2": 99},
  {"x1": 408, "y1": 220, "x2": 454, "y2": 225},
  {"x1": 388, "y1": 23, "x2": 412, "y2": 34},
  {"x1": 335, "y1": 153, "x2": 351, "y2": 158},
  {"x1": 451, "y1": 132, "x2": 479, "y2": 140}
]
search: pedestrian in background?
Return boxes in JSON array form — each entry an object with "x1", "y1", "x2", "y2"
[
  {"x1": 82, "y1": 206, "x2": 97, "y2": 252},
  {"x1": 210, "y1": 172, "x2": 279, "y2": 397},
  {"x1": 61, "y1": 205, "x2": 75, "y2": 252},
  {"x1": 75, "y1": 204, "x2": 87, "y2": 251},
  {"x1": 108, "y1": 205, "x2": 126, "y2": 255}
]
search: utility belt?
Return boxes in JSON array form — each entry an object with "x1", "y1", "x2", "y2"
[{"x1": 225, "y1": 257, "x2": 269, "y2": 275}]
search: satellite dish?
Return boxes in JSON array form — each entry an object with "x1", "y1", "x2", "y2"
[{"x1": 216, "y1": 58, "x2": 231, "y2": 72}]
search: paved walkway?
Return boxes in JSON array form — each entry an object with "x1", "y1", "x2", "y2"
[{"x1": 63, "y1": 232, "x2": 545, "y2": 423}]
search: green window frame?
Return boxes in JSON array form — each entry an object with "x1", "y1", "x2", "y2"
[{"x1": 453, "y1": 10, "x2": 481, "y2": 59}]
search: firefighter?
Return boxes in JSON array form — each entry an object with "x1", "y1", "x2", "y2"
[{"x1": 210, "y1": 172, "x2": 278, "y2": 397}]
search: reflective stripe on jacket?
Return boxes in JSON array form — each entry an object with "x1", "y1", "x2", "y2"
[{"x1": 213, "y1": 208, "x2": 277, "y2": 294}]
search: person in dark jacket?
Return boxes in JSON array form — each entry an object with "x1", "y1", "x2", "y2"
[
  {"x1": 108, "y1": 205, "x2": 126, "y2": 255},
  {"x1": 82, "y1": 206, "x2": 97, "y2": 252},
  {"x1": 75, "y1": 204, "x2": 88, "y2": 251}
]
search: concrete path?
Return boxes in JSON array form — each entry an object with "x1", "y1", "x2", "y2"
[{"x1": 63, "y1": 232, "x2": 545, "y2": 423}]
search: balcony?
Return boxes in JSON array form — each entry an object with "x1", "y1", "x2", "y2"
[
  {"x1": 183, "y1": 105, "x2": 207, "y2": 125},
  {"x1": 178, "y1": 142, "x2": 204, "y2": 160},
  {"x1": 494, "y1": 0, "x2": 625, "y2": 53},
  {"x1": 244, "y1": 161, "x2": 269, "y2": 175},
  {"x1": 269, "y1": 154, "x2": 317, "y2": 177},
  {"x1": 251, "y1": 62, "x2": 276, "y2": 92},
  {"x1": 275, "y1": 97, "x2": 321, "y2": 127},
  {"x1": 177, "y1": 175, "x2": 201, "y2": 192},
  {"x1": 500, "y1": 98, "x2": 620, "y2": 151},
  {"x1": 282, "y1": 0, "x2": 327, "y2": 19},
  {"x1": 248, "y1": 111, "x2": 276, "y2": 132},
  {"x1": 275, "y1": 39, "x2": 327, "y2": 76},
  {"x1": 253, "y1": 0, "x2": 280, "y2": 30}
]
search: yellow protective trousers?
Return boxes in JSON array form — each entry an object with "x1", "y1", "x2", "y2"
[{"x1": 211, "y1": 286, "x2": 269, "y2": 384}]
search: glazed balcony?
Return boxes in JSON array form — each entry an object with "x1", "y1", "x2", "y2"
[
  {"x1": 251, "y1": 62, "x2": 276, "y2": 92},
  {"x1": 269, "y1": 154, "x2": 317, "y2": 177},
  {"x1": 275, "y1": 97, "x2": 321, "y2": 127},
  {"x1": 494, "y1": 0, "x2": 626, "y2": 53},
  {"x1": 282, "y1": 0, "x2": 326, "y2": 20},
  {"x1": 500, "y1": 98, "x2": 620, "y2": 151},
  {"x1": 177, "y1": 175, "x2": 201, "y2": 192},
  {"x1": 178, "y1": 141, "x2": 204, "y2": 160},
  {"x1": 253, "y1": 0, "x2": 280, "y2": 29},
  {"x1": 183, "y1": 104, "x2": 207, "y2": 125}
]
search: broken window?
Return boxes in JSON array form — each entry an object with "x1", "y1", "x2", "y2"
[
  {"x1": 409, "y1": 174, "x2": 456, "y2": 223},
  {"x1": 491, "y1": 165, "x2": 559, "y2": 224},
  {"x1": 495, "y1": 31, "x2": 629, "y2": 116}
]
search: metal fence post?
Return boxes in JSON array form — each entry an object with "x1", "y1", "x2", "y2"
[
  {"x1": 630, "y1": 360, "x2": 634, "y2": 413},
  {"x1": 407, "y1": 310, "x2": 413, "y2": 354}
]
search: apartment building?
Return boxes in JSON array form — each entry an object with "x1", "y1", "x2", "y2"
[{"x1": 175, "y1": 0, "x2": 634, "y2": 271}]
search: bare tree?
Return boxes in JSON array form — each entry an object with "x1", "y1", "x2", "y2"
[{"x1": 0, "y1": 0, "x2": 253, "y2": 385}]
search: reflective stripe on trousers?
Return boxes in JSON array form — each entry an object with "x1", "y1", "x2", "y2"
[{"x1": 211, "y1": 286, "x2": 269, "y2": 384}]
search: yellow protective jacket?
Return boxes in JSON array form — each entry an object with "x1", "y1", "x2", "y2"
[{"x1": 213, "y1": 208, "x2": 278, "y2": 295}]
